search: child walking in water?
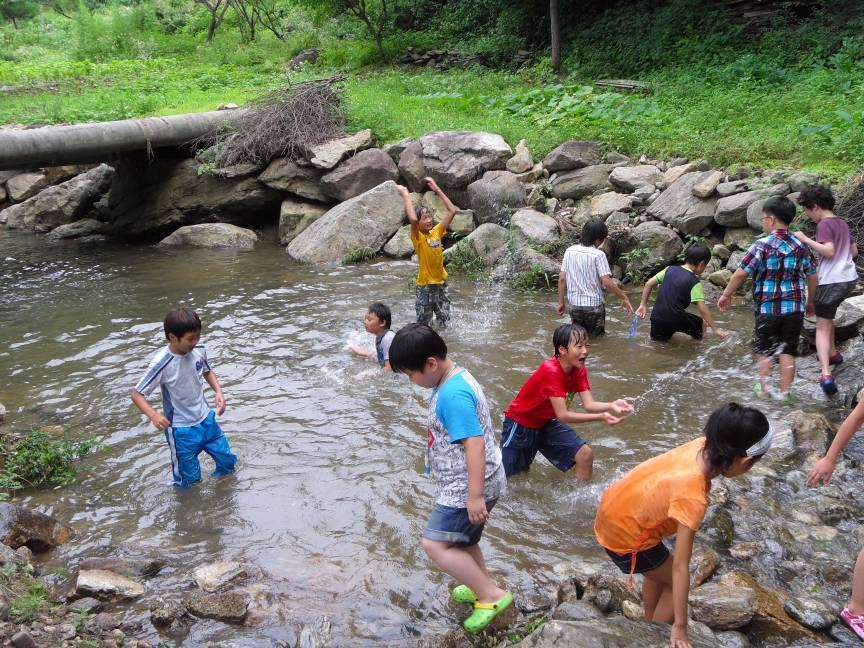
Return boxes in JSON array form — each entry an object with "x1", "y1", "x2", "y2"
[
  {"x1": 388, "y1": 323, "x2": 511, "y2": 632},
  {"x1": 594, "y1": 403, "x2": 772, "y2": 648},
  {"x1": 808, "y1": 397, "x2": 864, "y2": 639}
]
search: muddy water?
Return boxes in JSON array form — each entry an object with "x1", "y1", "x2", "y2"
[{"x1": 0, "y1": 229, "x2": 831, "y2": 646}]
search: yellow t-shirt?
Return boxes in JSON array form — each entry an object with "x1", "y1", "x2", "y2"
[
  {"x1": 411, "y1": 223, "x2": 448, "y2": 286},
  {"x1": 594, "y1": 437, "x2": 710, "y2": 555}
]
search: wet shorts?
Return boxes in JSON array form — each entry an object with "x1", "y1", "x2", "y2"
[
  {"x1": 604, "y1": 542, "x2": 670, "y2": 574},
  {"x1": 752, "y1": 312, "x2": 803, "y2": 358},
  {"x1": 422, "y1": 498, "x2": 498, "y2": 547},
  {"x1": 570, "y1": 304, "x2": 606, "y2": 336},
  {"x1": 650, "y1": 312, "x2": 704, "y2": 342},
  {"x1": 500, "y1": 416, "x2": 586, "y2": 477},
  {"x1": 814, "y1": 280, "x2": 856, "y2": 319}
]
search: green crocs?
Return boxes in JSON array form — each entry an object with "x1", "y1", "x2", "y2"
[
  {"x1": 753, "y1": 383, "x2": 769, "y2": 399},
  {"x1": 451, "y1": 584, "x2": 477, "y2": 604},
  {"x1": 463, "y1": 591, "x2": 513, "y2": 633}
]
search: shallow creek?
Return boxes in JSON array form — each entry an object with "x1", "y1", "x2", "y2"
[{"x1": 0, "y1": 229, "x2": 837, "y2": 646}]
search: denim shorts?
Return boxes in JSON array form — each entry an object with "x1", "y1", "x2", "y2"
[
  {"x1": 500, "y1": 416, "x2": 586, "y2": 477},
  {"x1": 604, "y1": 542, "x2": 670, "y2": 574},
  {"x1": 422, "y1": 498, "x2": 498, "y2": 547}
]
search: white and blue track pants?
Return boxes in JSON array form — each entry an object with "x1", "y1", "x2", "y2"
[{"x1": 164, "y1": 410, "x2": 237, "y2": 488}]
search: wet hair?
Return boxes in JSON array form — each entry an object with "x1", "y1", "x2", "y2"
[
  {"x1": 368, "y1": 302, "x2": 391, "y2": 329},
  {"x1": 414, "y1": 205, "x2": 431, "y2": 220},
  {"x1": 164, "y1": 307, "x2": 201, "y2": 341},
  {"x1": 798, "y1": 185, "x2": 835, "y2": 211},
  {"x1": 684, "y1": 244, "x2": 711, "y2": 266},
  {"x1": 702, "y1": 402, "x2": 770, "y2": 472},
  {"x1": 762, "y1": 196, "x2": 796, "y2": 225},
  {"x1": 581, "y1": 218, "x2": 608, "y2": 247},
  {"x1": 552, "y1": 323, "x2": 588, "y2": 357},
  {"x1": 388, "y1": 323, "x2": 447, "y2": 373}
]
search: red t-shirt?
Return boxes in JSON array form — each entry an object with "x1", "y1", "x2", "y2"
[{"x1": 504, "y1": 358, "x2": 591, "y2": 429}]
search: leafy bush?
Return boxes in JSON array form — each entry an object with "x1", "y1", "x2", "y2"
[
  {"x1": 444, "y1": 241, "x2": 487, "y2": 278},
  {"x1": 0, "y1": 430, "x2": 98, "y2": 500},
  {"x1": 342, "y1": 247, "x2": 374, "y2": 263}
]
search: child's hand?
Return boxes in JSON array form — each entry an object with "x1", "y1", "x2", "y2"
[
  {"x1": 621, "y1": 298, "x2": 634, "y2": 316},
  {"x1": 556, "y1": 301, "x2": 566, "y2": 316},
  {"x1": 467, "y1": 496, "x2": 489, "y2": 524},
  {"x1": 149, "y1": 413, "x2": 170, "y2": 430},
  {"x1": 610, "y1": 399, "x2": 633, "y2": 415},
  {"x1": 807, "y1": 456, "x2": 837, "y2": 486},
  {"x1": 714, "y1": 328, "x2": 729, "y2": 338},
  {"x1": 423, "y1": 176, "x2": 441, "y2": 192},
  {"x1": 395, "y1": 184, "x2": 410, "y2": 197},
  {"x1": 215, "y1": 390, "x2": 227, "y2": 416},
  {"x1": 670, "y1": 624, "x2": 692, "y2": 648},
  {"x1": 717, "y1": 294, "x2": 731, "y2": 311},
  {"x1": 602, "y1": 412, "x2": 625, "y2": 425},
  {"x1": 635, "y1": 304, "x2": 647, "y2": 319}
]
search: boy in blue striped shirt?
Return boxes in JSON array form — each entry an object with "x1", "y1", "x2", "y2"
[{"x1": 131, "y1": 307, "x2": 237, "y2": 488}]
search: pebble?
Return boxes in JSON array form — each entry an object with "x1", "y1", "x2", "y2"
[{"x1": 10, "y1": 631, "x2": 37, "y2": 648}]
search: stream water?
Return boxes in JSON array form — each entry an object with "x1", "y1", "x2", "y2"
[{"x1": 0, "y1": 228, "x2": 836, "y2": 646}]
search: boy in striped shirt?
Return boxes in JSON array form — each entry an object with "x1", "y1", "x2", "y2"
[
  {"x1": 557, "y1": 218, "x2": 633, "y2": 336},
  {"x1": 131, "y1": 307, "x2": 237, "y2": 488}
]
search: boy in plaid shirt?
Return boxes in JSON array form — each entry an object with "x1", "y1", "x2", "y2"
[{"x1": 718, "y1": 196, "x2": 817, "y2": 401}]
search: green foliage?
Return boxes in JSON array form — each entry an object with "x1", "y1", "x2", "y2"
[
  {"x1": 0, "y1": 429, "x2": 98, "y2": 500},
  {"x1": 620, "y1": 247, "x2": 654, "y2": 284},
  {"x1": 444, "y1": 241, "x2": 487, "y2": 278},
  {"x1": 342, "y1": 247, "x2": 375, "y2": 263},
  {"x1": 73, "y1": 607, "x2": 94, "y2": 632},
  {"x1": 0, "y1": 0, "x2": 38, "y2": 27},
  {"x1": 800, "y1": 108, "x2": 864, "y2": 163},
  {"x1": 7, "y1": 578, "x2": 50, "y2": 623},
  {"x1": 509, "y1": 264, "x2": 555, "y2": 291}
]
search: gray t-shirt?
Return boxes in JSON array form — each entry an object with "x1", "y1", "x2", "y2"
[
  {"x1": 375, "y1": 329, "x2": 395, "y2": 367},
  {"x1": 426, "y1": 368, "x2": 506, "y2": 508}
]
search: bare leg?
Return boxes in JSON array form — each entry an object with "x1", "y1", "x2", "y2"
[
  {"x1": 756, "y1": 354, "x2": 773, "y2": 392},
  {"x1": 422, "y1": 538, "x2": 506, "y2": 604},
  {"x1": 778, "y1": 353, "x2": 796, "y2": 394},
  {"x1": 642, "y1": 554, "x2": 674, "y2": 622},
  {"x1": 848, "y1": 547, "x2": 864, "y2": 614},
  {"x1": 574, "y1": 444, "x2": 594, "y2": 481},
  {"x1": 815, "y1": 318, "x2": 833, "y2": 376},
  {"x1": 464, "y1": 543, "x2": 492, "y2": 581}
]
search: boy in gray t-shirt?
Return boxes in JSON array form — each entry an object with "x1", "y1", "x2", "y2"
[
  {"x1": 794, "y1": 185, "x2": 859, "y2": 395},
  {"x1": 388, "y1": 323, "x2": 510, "y2": 633}
]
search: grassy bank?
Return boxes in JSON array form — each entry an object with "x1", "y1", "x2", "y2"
[{"x1": 1, "y1": 1, "x2": 863, "y2": 178}]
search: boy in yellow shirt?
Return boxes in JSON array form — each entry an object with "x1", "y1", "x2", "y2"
[{"x1": 396, "y1": 178, "x2": 459, "y2": 327}]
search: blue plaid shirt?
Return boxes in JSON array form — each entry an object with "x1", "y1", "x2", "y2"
[{"x1": 739, "y1": 230, "x2": 816, "y2": 316}]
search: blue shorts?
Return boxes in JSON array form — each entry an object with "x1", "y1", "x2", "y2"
[
  {"x1": 422, "y1": 498, "x2": 498, "y2": 547},
  {"x1": 499, "y1": 416, "x2": 586, "y2": 477},
  {"x1": 166, "y1": 410, "x2": 237, "y2": 488}
]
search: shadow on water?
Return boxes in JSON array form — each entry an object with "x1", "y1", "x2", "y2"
[{"x1": 0, "y1": 229, "x2": 836, "y2": 645}]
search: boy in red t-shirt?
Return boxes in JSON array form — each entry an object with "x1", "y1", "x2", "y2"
[{"x1": 500, "y1": 323, "x2": 632, "y2": 480}]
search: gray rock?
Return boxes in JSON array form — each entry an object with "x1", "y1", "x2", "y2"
[
  {"x1": 716, "y1": 630, "x2": 751, "y2": 648},
  {"x1": 0, "y1": 183, "x2": 6, "y2": 203},
  {"x1": 663, "y1": 162, "x2": 697, "y2": 186},
  {"x1": 716, "y1": 180, "x2": 749, "y2": 197},
  {"x1": 726, "y1": 250, "x2": 746, "y2": 271},
  {"x1": 287, "y1": 181, "x2": 404, "y2": 263},
  {"x1": 381, "y1": 138, "x2": 413, "y2": 162},
  {"x1": 259, "y1": 158, "x2": 328, "y2": 202},
  {"x1": 298, "y1": 616, "x2": 332, "y2": 648},
  {"x1": 551, "y1": 164, "x2": 612, "y2": 200},
  {"x1": 712, "y1": 244, "x2": 731, "y2": 261},
  {"x1": 590, "y1": 191, "x2": 636, "y2": 219},
  {"x1": 746, "y1": 198, "x2": 768, "y2": 230},
  {"x1": 605, "y1": 211, "x2": 630, "y2": 228},
  {"x1": 724, "y1": 227, "x2": 759, "y2": 250},
  {"x1": 278, "y1": 199, "x2": 328, "y2": 245},
  {"x1": 803, "y1": 294, "x2": 864, "y2": 343},
  {"x1": 692, "y1": 170, "x2": 723, "y2": 198},
  {"x1": 382, "y1": 224, "x2": 414, "y2": 258},
  {"x1": 715, "y1": 190, "x2": 769, "y2": 227},
  {"x1": 604, "y1": 151, "x2": 631, "y2": 165},
  {"x1": 0, "y1": 402, "x2": 5, "y2": 424},
  {"x1": 551, "y1": 600, "x2": 604, "y2": 621},
  {"x1": 506, "y1": 139, "x2": 533, "y2": 174},
  {"x1": 513, "y1": 162, "x2": 545, "y2": 183},
  {"x1": 305, "y1": 129, "x2": 375, "y2": 170},
  {"x1": 498, "y1": 246, "x2": 559, "y2": 288},
  {"x1": 788, "y1": 172, "x2": 821, "y2": 193},
  {"x1": 149, "y1": 597, "x2": 185, "y2": 627},
  {"x1": 76, "y1": 569, "x2": 145, "y2": 599},
  {"x1": 516, "y1": 617, "x2": 717, "y2": 647},
  {"x1": 452, "y1": 223, "x2": 509, "y2": 265},
  {"x1": 467, "y1": 170, "x2": 525, "y2": 224},
  {"x1": 194, "y1": 560, "x2": 247, "y2": 592},
  {"x1": 209, "y1": 162, "x2": 262, "y2": 179},
  {"x1": 543, "y1": 140, "x2": 602, "y2": 172},
  {"x1": 10, "y1": 631, "x2": 37, "y2": 648},
  {"x1": 4, "y1": 164, "x2": 113, "y2": 233},
  {"x1": 68, "y1": 597, "x2": 103, "y2": 614},
  {"x1": 157, "y1": 223, "x2": 258, "y2": 249},
  {"x1": 0, "y1": 543, "x2": 17, "y2": 565},
  {"x1": 6, "y1": 172, "x2": 49, "y2": 202},
  {"x1": 182, "y1": 589, "x2": 249, "y2": 623},
  {"x1": 46, "y1": 218, "x2": 108, "y2": 241},
  {"x1": 709, "y1": 269, "x2": 733, "y2": 287},
  {"x1": 14, "y1": 546, "x2": 32, "y2": 563},
  {"x1": 691, "y1": 546, "x2": 719, "y2": 587},
  {"x1": 449, "y1": 210, "x2": 475, "y2": 237},
  {"x1": 690, "y1": 581, "x2": 756, "y2": 630},
  {"x1": 0, "y1": 503, "x2": 73, "y2": 550},
  {"x1": 396, "y1": 140, "x2": 426, "y2": 192},
  {"x1": 646, "y1": 171, "x2": 718, "y2": 235},
  {"x1": 412, "y1": 131, "x2": 513, "y2": 191},
  {"x1": 320, "y1": 148, "x2": 399, "y2": 201},
  {"x1": 609, "y1": 165, "x2": 663, "y2": 192},
  {"x1": 783, "y1": 596, "x2": 838, "y2": 630},
  {"x1": 510, "y1": 208, "x2": 559, "y2": 245},
  {"x1": 632, "y1": 183, "x2": 656, "y2": 203}
]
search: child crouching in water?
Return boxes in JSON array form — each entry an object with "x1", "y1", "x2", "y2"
[
  {"x1": 594, "y1": 403, "x2": 772, "y2": 648},
  {"x1": 389, "y1": 323, "x2": 511, "y2": 632}
]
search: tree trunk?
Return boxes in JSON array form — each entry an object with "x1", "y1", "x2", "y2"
[
  {"x1": 550, "y1": 0, "x2": 561, "y2": 78},
  {"x1": 206, "y1": 11, "x2": 217, "y2": 42}
]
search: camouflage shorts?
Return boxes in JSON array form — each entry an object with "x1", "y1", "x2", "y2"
[
  {"x1": 416, "y1": 283, "x2": 451, "y2": 327},
  {"x1": 569, "y1": 304, "x2": 606, "y2": 336}
]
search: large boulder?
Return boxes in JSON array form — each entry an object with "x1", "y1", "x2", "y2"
[
  {"x1": 788, "y1": 172, "x2": 821, "y2": 193},
  {"x1": 542, "y1": 140, "x2": 602, "y2": 173},
  {"x1": 449, "y1": 223, "x2": 509, "y2": 265},
  {"x1": 76, "y1": 569, "x2": 145, "y2": 599},
  {"x1": 715, "y1": 190, "x2": 765, "y2": 227},
  {"x1": 716, "y1": 180, "x2": 749, "y2": 197},
  {"x1": 692, "y1": 170, "x2": 723, "y2": 198},
  {"x1": 78, "y1": 557, "x2": 164, "y2": 578},
  {"x1": 689, "y1": 581, "x2": 756, "y2": 630},
  {"x1": 723, "y1": 227, "x2": 759, "y2": 250},
  {"x1": 590, "y1": 192, "x2": 636, "y2": 219},
  {"x1": 609, "y1": 165, "x2": 663, "y2": 192},
  {"x1": 496, "y1": 245, "x2": 560, "y2": 288},
  {"x1": 0, "y1": 503, "x2": 74, "y2": 550},
  {"x1": 182, "y1": 589, "x2": 249, "y2": 623},
  {"x1": 663, "y1": 162, "x2": 698, "y2": 187},
  {"x1": 510, "y1": 208, "x2": 559, "y2": 245},
  {"x1": 516, "y1": 617, "x2": 717, "y2": 647},
  {"x1": 109, "y1": 156, "x2": 281, "y2": 241},
  {"x1": 278, "y1": 199, "x2": 328, "y2": 245},
  {"x1": 194, "y1": 561, "x2": 247, "y2": 592},
  {"x1": 6, "y1": 172, "x2": 50, "y2": 202},
  {"x1": 305, "y1": 129, "x2": 374, "y2": 170},
  {"x1": 46, "y1": 218, "x2": 109, "y2": 241},
  {"x1": 320, "y1": 148, "x2": 399, "y2": 201},
  {"x1": 157, "y1": 223, "x2": 257, "y2": 249},
  {"x1": 646, "y1": 171, "x2": 718, "y2": 235},
  {"x1": 398, "y1": 131, "x2": 512, "y2": 192},
  {"x1": 551, "y1": 165, "x2": 612, "y2": 200},
  {"x1": 3, "y1": 165, "x2": 113, "y2": 233},
  {"x1": 287, "y1": 181, "x2": 404, "y2": 263},
  {"x1": 259, "y1": 158, "x2": 328, "y2": 202},
  {"x1": 803, "y1": 294, "x2": 864, "y2": 343},
  {"x1": 382, "y1": 224, "x2": 414, "y2": 257},
  {"x1": 628, "y1": 221, "x2": 684, "y2": 268},
  {"x1": 467, "y1": 170, "x2": 525, "y2": 224}
]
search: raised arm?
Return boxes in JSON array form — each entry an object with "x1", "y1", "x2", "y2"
[
  {"x1": 424, "y1": 177, "x2": 458, "y2": 231},
  {"x1": 396, "y1": 184, "x2": 419, "y2": 233}
]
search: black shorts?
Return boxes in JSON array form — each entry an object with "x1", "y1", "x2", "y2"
[
  {"x1": 650, "y1": 312, "x2": 704, "y2": 342},
  {"x1": 752, "y1": 312, "x2": 804, "y2": 357},
  {"x1": 814, "y1": 280, "x2": 856, "y2": 319},
  {"x1": 605, "y1": 542, "x2": 670, "y2": 574},
  {"x1": 570, "y1": 304, "x2": 605, "y2": 336}
]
